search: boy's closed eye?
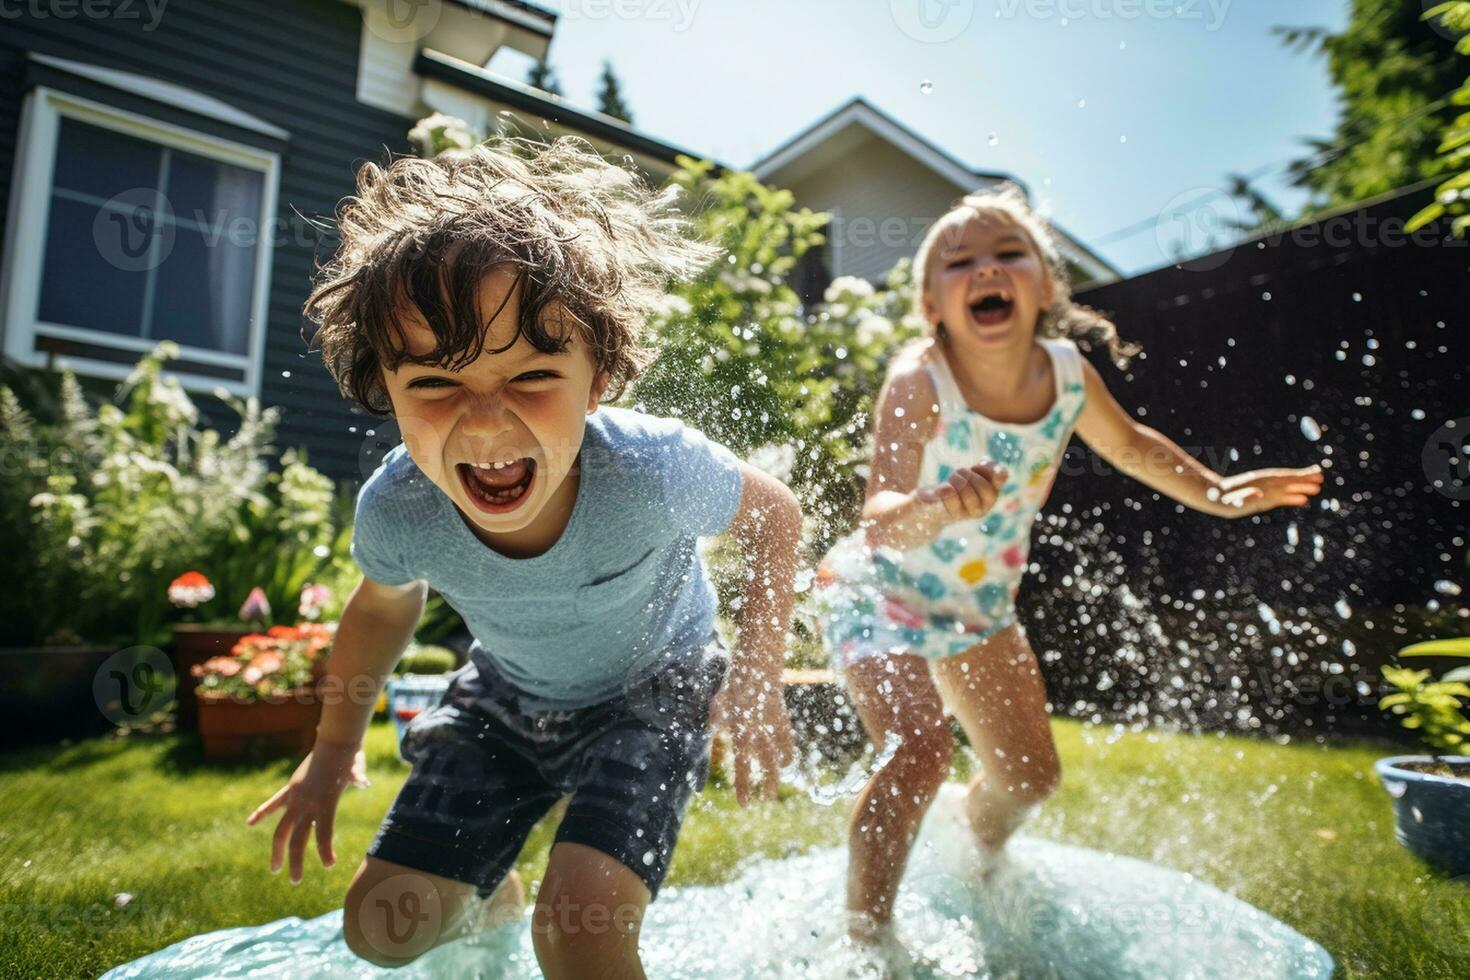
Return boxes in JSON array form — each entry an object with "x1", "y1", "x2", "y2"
[{"x1": 407, "y1": 370, "x2": 562, "y2": 390}]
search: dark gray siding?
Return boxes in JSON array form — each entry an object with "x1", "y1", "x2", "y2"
[{"x1": 0, "y1": 0, "x2": 411, "y2": 484}]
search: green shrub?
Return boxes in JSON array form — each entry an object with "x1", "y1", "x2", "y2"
[
  {"x1": 396, "y1": 645, "x2": 458, "y2": 675},
  {"x1": 0, "y1": 343, "x2": 352, "y2": 648}
]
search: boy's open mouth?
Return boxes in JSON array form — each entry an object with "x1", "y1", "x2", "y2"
[
  {"x1": 458, "y1": 458, "x2": 536, "y2": 514},
  {"x1": 969, "y1": 294, "x2": 1015, "y2": 327}
]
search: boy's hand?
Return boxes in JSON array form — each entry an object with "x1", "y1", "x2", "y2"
[
  {"x1": 709, "y1": 666, "x2": 796, "y2": 806},
  {"x1": 246, "y1": 739, "x2": 369, "y2": 884},
  {"x1": 916, "y1": 461, "x2": 1008, "y2": 523},
  {"x1": 1217, "y1": 465, "x2": 1325, "y2": 514}
]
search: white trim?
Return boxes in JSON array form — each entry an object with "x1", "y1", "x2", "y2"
[
  {"x1": 0, "y1": 87, "x2": 280, "y2": 399},
  {"x1": 455, "y1": 0, "x2": 556, "y2": 36},
  {"x1": 754, "y1": 101, "x2": 984, "y2": 193},
  {"x1": 29, "y1": 53, "x2": 291, "y2": 141},
  {"x1": 754, "y1": 99, "x2": 1121, "y2": 283}
]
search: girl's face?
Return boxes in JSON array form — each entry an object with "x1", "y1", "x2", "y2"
[
  {"x1": 380, "y1": 266, "x2": 607, "y2": 550},
  {"x1": 921, "y1": 213, "x2": 1056, "y2": 350}
]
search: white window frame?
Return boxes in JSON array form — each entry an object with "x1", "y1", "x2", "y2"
[{"x1": 0, "y1": 86, "x2": 281, "y2": 398}]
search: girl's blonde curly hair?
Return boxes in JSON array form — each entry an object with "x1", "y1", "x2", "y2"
[
  {"x1": 911, "y1": 183, "x2": 1139, "y2": 365},
  {"x1": 303, "y1": 136, "x2": 719, "y2": 415}
]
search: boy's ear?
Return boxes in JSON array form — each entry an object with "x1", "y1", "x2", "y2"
[{"x1": 587, "y1": 371, "x2": 609, "y2": 413}]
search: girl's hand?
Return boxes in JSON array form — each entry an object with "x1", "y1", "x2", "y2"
[
  {"x1": 1217, "y1": 465, "x2": 1325, "y2": 514},
  {"x1": 917, "y1": 461, "x2": 1009, "y2": 523},
  {"x1": 246, "y1": 739, "x2": 370, "y2": 884}
]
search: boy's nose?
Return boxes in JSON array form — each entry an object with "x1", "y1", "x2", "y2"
[{"x1": 463, "y1": 392, "x2": 513, "y2": 438}]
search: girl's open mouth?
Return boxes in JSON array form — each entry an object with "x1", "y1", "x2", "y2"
[
  {"x1": 458, "y1": 458, "x2": 536, "y2": 514},
  {"x1": 969, "y1": 294, "x2": 1015, "y2": 327}
]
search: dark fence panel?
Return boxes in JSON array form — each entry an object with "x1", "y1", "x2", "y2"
[{"x1": 1020, "y1": 186, "x2": 1468, "y2": 738}]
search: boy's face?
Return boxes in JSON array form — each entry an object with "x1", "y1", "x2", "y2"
[
  {"x1": 923, "y1": 213, "x2": 1055, "y2": 349},
  {"x1": 380, "y1": 266, "x2": 607, "y2": 552}
]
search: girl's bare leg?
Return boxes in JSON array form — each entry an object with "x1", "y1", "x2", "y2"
[
  {"x1": 929, "y1": 625, "x2": 1061, "y2": 859},
  {"x1": 844, "y1": 652, "x2": 956, "y2": 940}
]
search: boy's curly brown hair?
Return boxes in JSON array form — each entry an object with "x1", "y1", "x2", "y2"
[{"x1": 303, "y1": 136, "x2": 719, "y2": 415}]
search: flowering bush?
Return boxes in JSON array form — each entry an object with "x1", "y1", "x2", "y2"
[
  {"x1": 0, "y1": 343, "x2": 353, "y2": 647},
  {"x1": 192, "y1": 623, "x2": 335, "y2": 701}
]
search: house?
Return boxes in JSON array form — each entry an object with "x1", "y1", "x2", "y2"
[
  {"x1": 0, "y1": 0, "x2": 1112, "y2": 485},
  {"x1": 0, "y1": 0, "x2": 704, "y2": 482},
  {"x1": 753, "y1": 97, "x2": 1118, "y2": 303}
]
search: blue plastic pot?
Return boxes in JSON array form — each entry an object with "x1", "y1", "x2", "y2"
[{"x1": 1375, "y1": 755, "x2": 1470, "y2": 875}]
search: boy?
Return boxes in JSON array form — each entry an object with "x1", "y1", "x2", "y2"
[{"x1": 246, "y1": 138, "x2": 801, "y2": 978}]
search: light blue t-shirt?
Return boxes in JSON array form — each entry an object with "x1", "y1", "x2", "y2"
[{"x1": 351, "y1": 407, "x2": 745, "y2": 710}]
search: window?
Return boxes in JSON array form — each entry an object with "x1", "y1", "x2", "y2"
[{"x1": 1, "y1": 87, "x2": 280, "y2": 396}]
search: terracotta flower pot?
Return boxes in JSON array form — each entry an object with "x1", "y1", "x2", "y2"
[
  {"x1": 171, "y1": 626, "x2": 252, "y2": 731},
  {"x1": 195, "y1": 688, "x2": 322, "y2": 760}
]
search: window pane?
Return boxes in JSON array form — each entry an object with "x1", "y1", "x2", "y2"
[
  {"x1": 36, "y1": 196, "x2": 147, "y2": 337},
  {"x1": 149, "y1": 224, "x2": 258, "y2": 356},
  {"x1": 167, "y1": 150, "x2": 263, "y2": 227},
  {"x1": 52, "y1": 118, "x2": 161, "y2": 202}
]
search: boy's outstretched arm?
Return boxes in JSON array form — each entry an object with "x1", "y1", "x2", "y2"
[
  {"x1": 1074, "y1": 360, "x2": 1324, "y2": 518},
  {"x1": 246, "y1": 577, "x2": 426, "y2": 882},
  {"x1": 710, "y1": 462, "x2": 801, "y2": 806}
]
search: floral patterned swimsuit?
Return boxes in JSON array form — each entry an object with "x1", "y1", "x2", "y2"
[{"x1": 815, "y1": 338, "x2": 1088, "y2": 664}]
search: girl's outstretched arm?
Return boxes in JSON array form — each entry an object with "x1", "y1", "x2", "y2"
[{"x1": 1074, "y1": 360, "x2": 1324, "y2": 518}]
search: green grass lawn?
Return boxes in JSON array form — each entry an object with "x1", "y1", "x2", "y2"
[{"x1": 1, "y1": 719, "x2": 1465, "y2": 979}]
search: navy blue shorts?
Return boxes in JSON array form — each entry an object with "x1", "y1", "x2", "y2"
[{"x1": 367, "y1": 641, "x2": 728, "y2": 900}]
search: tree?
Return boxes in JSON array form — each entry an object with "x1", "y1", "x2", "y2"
[
  {"x1": 1276, "y1": 0, "x2": 1464, "y2": 211},
  {"x1": 1222, "y1": 172, "x2": 1288, "y2": 235},
  {"x1": 1409, "y1": 2, "x2": 1470, "y2": 237},
  {"x1": 596, "y1": 60, "x2": 634, "y2": 124},
  {"x1": 526, "y1": 59, "x2": 562, "y2": 97}
]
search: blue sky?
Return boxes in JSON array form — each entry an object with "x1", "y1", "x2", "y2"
[{"x1": 490, "y1": 0, "x2": 1350, "y2": 276}]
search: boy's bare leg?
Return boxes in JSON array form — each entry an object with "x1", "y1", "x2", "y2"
[
  {"x1": 343, "y1": 856, "x2": 524, "y2": 967},
  {"x1": 844, "y1": 652, "x2": 955, "y2": 942},
  {"x1": 929, "y1": 625, "x2": 1061, "y2": 859},
  {"x1": 531, "y1": 842, "x2": 650, "y2": 980}
]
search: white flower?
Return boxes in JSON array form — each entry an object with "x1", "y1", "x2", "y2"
[
  {"x1": 823, "y1": 276, "x2": 875, "y2": 304},
  {"x1": 746, "y1": 443, "x2": 796, "y2": 483},
  {"x1": 855, "y1": 313, "x2": 894, "y2": 346}
]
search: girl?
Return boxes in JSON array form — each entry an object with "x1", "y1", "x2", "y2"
[{"x1": 814, "y1": 185, "x2": 1324, "y2": 944}]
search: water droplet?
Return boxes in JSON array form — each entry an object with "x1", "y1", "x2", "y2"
[
  {"x1": 1299, "y1": 416, "x2": 1322, "y2": 442},
  {"x1": 920, "y1": 80, "x2": 933, "y2": 95},
  {"x1": 1334, "y1": 598, "x2": 1352, "y2": 619},
  {"x1": 281, "y1": 370, "x2": 292, "y2": 378},
  {"x1": 1351, "y1": 292, "x2": 1363, "y2": 302},
  {"x1": 1077, "y1": 98, "x2": 1087, "y2": 109},
  {"x1": 988, "y1": 133, "x2": 1000, "y2": 146},
  {"x1": 1435, "y1": 580, "x2": 1463, "y2": 597}
]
